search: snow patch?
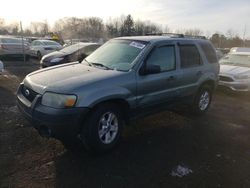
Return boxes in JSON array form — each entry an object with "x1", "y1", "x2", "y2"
[{"x1": 171, "y1": 165, "x2": 193, "y2": 177}]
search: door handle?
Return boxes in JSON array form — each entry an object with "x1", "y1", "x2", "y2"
[{"x1": 167, "y1": 76, "x2": 175, "y2": 81}]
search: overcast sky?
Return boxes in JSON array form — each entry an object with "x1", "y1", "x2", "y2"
[{"x1": 1, "y1": 0, "x2": 250, "y2": 38}]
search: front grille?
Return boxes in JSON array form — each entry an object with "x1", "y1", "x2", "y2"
[
  {"x1": 219, "y1": 75, "x2": 234, "y2": 82},
  {"x1": 21, "y1": 85, "x2": 38, "y2": 102}
]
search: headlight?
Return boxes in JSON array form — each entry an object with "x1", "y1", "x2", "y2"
[
  {"x1": 234, "y1": 74, "x2": 250, "y2": 80},
  {"x1": 41, "y1": 92, "x2": 77, "y2": 108},
  {"x1": 50, "y1": 57, "x2": 64, "y2": 63}
]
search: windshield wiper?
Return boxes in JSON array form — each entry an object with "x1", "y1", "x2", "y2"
[
  {"x1": 83, "y1": 60, "x2": 113, "y2": 70},
  {"x1": 91, "y1": 63, "x2": 113, "y2": 70},
  {"x1": 84, "y1": 59, "x2": 92, "y2": 66}
]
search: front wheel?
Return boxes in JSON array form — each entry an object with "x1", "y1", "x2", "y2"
[
  {"x1": 193, "y1": 85, "x2": 212, "y2": 115},
  {"x1": 81, "y1": 103, "x2": 123, "y2": 153}
]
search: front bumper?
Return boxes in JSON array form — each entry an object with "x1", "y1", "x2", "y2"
[
  {"x1": 218, "y1": 80, "x2": 250, "y2": 92},
  {"x1": 17, "y1": 84, "x2": 90, "y2": 139}
]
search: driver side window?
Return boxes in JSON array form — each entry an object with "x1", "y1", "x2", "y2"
[{"x1": 146, "y1": 45, "x2": 176, "y2": 72}]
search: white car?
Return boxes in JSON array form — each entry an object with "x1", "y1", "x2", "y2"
[
  {"x1": 29, "y1": 40, "x2": 62, "y2": 59},
  {"x1": 230, "y1": 47, "x2": 250, "y2": 53},
  {"x1": 0, "y1": 36, "x2": 30, "y2": 58},
  {"x1": 219, "y1": 51, "x2": 250, "y2": 92}
]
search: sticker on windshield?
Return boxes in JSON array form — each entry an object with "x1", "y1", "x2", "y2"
[{"x1": 129, "y1": 41, "x2": 145, "y2": 49}]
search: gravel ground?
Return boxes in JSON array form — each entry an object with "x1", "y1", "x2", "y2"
[{"x1": 1, "y1": 59, "x2": 250, "y2": 188}]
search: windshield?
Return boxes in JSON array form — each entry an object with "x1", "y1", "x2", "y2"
[
  {"x1": 43, "y1": 41, "x2": 60, "y2": 46},
  {"x1": 85, "y1": 39, "x2": 147, "y2": 71},
  {"x1": 60, "y1": 43, "x2": 86, "y2": 54},
  {"x1": 220, "y1": 53, "x2": 250, "y2": 67}
]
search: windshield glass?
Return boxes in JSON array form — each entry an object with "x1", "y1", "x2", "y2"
[
  {"x1": 60, "y1": 43, "x2": 86, "y2": 54},
  {"x1": 43, "y1": 41, "x2": 60, "y2": 46},
  {"x1": 85, "y1": 39, "x2": 147, "y2": 71},
  {"x1": 219, "y1": 53, "x2": 250, "y2": 67}
]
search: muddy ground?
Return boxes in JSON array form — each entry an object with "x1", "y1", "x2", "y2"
[{"x1": 0, "y1": 59, "x2": 250, "y2": 188}]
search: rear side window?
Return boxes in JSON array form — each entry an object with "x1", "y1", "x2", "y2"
[
  {"x1": 146, "y1": 45, "x2": 176, "y2": 72},
  {"x1": 1, "y1": 38, "x2": 21, "y2": 44},
  {"x1": 200, "y1": 42, "x2": 217, "y2": 63},
  {"x1": 179, "y1": 45, "x2": 201, "y2": 68}
]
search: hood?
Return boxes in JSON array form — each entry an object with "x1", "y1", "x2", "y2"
[
  {"x1": 24, "y1": 62, "x2": 124, "y2": 94},
  {"x1": 42, "y1": 51, "x2": 66, "y2": 62},
  {"x1": 220, "y1": 65, "x2": 250, "y2": 76}
]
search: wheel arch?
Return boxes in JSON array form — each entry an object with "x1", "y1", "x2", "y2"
[
  {"x1": 198, "y1": 79, "x2": 216, "y2": 91},
  {"x1": 85, "y1": 98, "x2": 131, "y2": 125}
]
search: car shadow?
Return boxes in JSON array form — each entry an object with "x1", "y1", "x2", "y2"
[{"x1": 53, "y1": 110, "x2": 226, "y2": 188}]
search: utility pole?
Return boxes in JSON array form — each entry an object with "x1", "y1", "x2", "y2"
[
  {"x1": 20, "y1": 21, "x2": 26, "y2": 63},
  {"x1": 242, "y1": 25, "x2": 246, "y2": 47}
]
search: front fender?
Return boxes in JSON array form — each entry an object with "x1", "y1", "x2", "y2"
[{"x1": 76, "y1": 86, "x2": 136, "y2": 108}]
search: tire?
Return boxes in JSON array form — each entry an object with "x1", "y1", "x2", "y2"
[
  {"x1": 37, "y1": 51, "x2": 42, "y2": 60},
  {"x1": 81, "y1": 103, "x2": 123, "y2": 153},
  {"x1": 193, "y1": 85, "x2": 212, "y2": 115}
]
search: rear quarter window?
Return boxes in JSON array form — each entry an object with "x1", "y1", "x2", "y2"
[
  {"x1": 200, "y1": 42, "x2": 218, "y2": 63},
  {"x1": 179, "y1": 44, "x2": 201, "y2": 68}
]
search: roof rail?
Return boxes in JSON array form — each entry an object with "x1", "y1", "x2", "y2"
[{"x1": 145, "y1": 32, "x2": 206, "y2": 39}]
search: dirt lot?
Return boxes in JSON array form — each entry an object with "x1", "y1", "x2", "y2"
[{"x1": 1, "y1": 59, "x2": 250, "y2": 188}]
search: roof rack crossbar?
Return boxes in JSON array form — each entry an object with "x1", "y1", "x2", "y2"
[{"x1": 145, "y1": 32, "x2": 206, "y2": 39}]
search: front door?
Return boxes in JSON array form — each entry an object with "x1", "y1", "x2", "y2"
[{"x1": 136, "y1": 44, "x2": 182, "y2": 108}]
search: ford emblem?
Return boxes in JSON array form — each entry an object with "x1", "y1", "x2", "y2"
[{"x1": 25, "y1": 89, "x2": 30, "y2": 96}]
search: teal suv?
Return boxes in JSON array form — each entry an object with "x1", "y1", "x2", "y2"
[{"x1": 17, "y1": 35, "x2": 219, "y2": 153}]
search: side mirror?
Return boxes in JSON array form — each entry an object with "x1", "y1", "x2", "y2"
[
  {"x1": 140, "y1": 64, "x2": 161, "y2": 75},
  {"x1": 0, "y1": 61, "x2": 4, "y2": 73}
]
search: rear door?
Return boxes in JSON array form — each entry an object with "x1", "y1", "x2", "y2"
[
  {"x1": 136, "y1": 42, "x2": 182, "y2": 108},
  {"x1": 177, "y1": 42, "x2": 204, "y2": 96}
]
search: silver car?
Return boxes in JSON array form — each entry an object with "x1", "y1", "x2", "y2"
[
  {"x1": 29, "y1": 40, "x2": 62, "y2": 59},
  {"x1": 0, "y1": 36, "x2": 30, "y2": 58},
  {"x1": 0, "y1": 60, "x2": 4, "y2": 73},
  {"x1": 219, "y1": 51, "x2": 250, "y2": 91}
]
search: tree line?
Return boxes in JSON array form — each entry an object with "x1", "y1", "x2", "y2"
[{"x1": 0, "y1": 15, "x2": 249, "y2": 48}]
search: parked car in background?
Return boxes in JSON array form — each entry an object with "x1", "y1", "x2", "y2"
[
  {"x1": 17, "y1": 35, "x2": 219, "y2": 153},
  {"x1": 29, "y1": 40, "x2": 62, "y2": 59},
  {"x1": 0, "y1": 60, "x2": 4, "y2": 73},
  {"x1": 40, "y1": 42, "x2": 101, "y2": 68},
  {"x1": 0, "y1": 36, "x2": 30, "y2": 59},
  {"x1": 218, "y1": 48, "x2": 230, "y2": 55},
  {"x1": 216, "y1": 49, "x2": 224, "y2": 59},
  {"x1": 219, "y1": 51, "x2": 250, "y2": 91},
  {"x1": 230, "y1": 47, "x2": 250, "y2": 53},
  {"x1": 64, "y1": 39, "x2": 90, "y2": 47}
]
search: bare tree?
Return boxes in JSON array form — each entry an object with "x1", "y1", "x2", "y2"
[{"x1": 184, "y1": 28, "x2": 203, "y2": 36}]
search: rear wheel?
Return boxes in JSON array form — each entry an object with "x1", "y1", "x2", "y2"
[
  {"x1": 193, "y1": 85, "x2": 212, "y2": 115},
  {"x1": 81, "y1": 103, "x2": 123, "y2": 153}
]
